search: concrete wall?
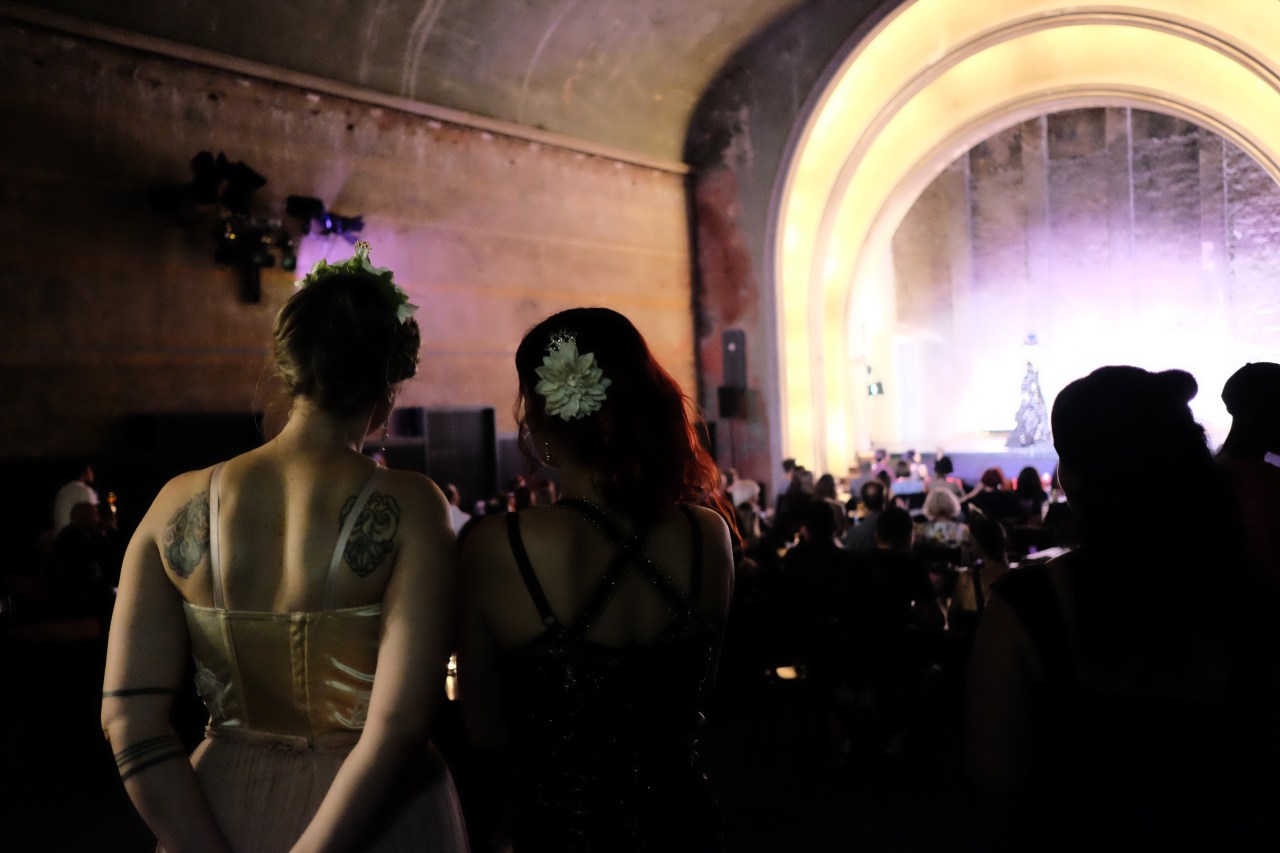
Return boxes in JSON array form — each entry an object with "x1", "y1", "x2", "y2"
[
  {"x1": 685, "y1": 0, "x2": 883, "y2": 492},
  {"x1": 0, "y1": 20, "x2": 696, "y2": 459}
]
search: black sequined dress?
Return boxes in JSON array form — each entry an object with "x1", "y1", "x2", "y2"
[{"x1": 498, "y1": 499, "x2": 721, "y2": 853}]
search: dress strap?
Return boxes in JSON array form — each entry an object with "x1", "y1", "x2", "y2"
[
  {"x1": 324, "y1": 468, "x2": 385, "y2": 610},
  {"x1": 506, "y1": 512, "x2": 561, "y2": 630},
  {"x1": 208, "y1": 463, "x2": 225, "y2": 609},
  {"x1": 681, "y1": 505, "x2": 703, "y2": 607},
  {"x1": 554, "y1": 499, "x2": 691, "y2": 640}
]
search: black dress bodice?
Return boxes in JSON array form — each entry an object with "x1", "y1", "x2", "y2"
[{"x1": 498, "y1": 500, "x2": 721, "y2": 853}]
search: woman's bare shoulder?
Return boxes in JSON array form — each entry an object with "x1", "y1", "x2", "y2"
[
  {"x1": 140, "y1": 465, "x2": 219, "y2": 529},
  {"x1": 378, "y1": 468, "x2": 447, "y2": 507}
]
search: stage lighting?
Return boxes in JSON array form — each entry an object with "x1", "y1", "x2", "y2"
[
  {"x1": 220, "y1": 161, "x2": 267, "y2": 215},
  {"x1": 212, "y1": 221, "x2": 242, "y2": 264},
  {"x1": 286, "y1": 195, "x2": 326, "y2": 233},
  {"x1": 868, "y1": 381, "x2": 885, "y2": 396},
  {"x1": 280, "y1": 242, "x2": 297, "y2": 272},
  {"x1": 250, "y1": 240, "x2": 275, "y2": 269},
  {"x1": 329, "y1": 213, "x2": 363, "y2": 236},
  {"x1": 188, "y1": 151, "x2": 222, "y2": 204}
]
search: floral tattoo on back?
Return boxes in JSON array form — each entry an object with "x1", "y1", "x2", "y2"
[
  {"x1": 339, "y1": 492, "x2": 400, "y2": 577},
  {"x1": 164, "y1": 493, "x2": 210, "y2": 578}
]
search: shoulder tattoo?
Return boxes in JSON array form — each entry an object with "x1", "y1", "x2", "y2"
[
  {"x1": 163, "y1": 492, "x2": 210, "y2": 578},
  {"x1": 339, "y1": 491, "x2": 400, "y2": 578}
]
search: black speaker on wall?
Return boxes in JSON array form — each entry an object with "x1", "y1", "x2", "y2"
[{"x1": 718, "y1": 386, "x2": 747, "y2": 419}]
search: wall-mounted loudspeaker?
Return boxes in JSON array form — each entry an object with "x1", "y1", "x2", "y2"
[{"x1": 718, "y1": 386, "x2": 747, "y2": 419}]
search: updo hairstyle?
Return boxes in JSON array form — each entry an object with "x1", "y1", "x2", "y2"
[
  {"x1": 273, "y1": 271, "x2": 420, "y2": 415},
  {"x1": 515, "y1": 308, "x2": 723, "y2": 521}
]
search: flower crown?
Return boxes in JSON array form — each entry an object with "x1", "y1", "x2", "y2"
[
  {"x1": 295, "y1": 241, "x2": 418, "y2": 324},
  {"x1": 534, "y1": 332, "x2": 611, "y2": 421}
]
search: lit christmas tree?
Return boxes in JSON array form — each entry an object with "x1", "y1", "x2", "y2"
[{"x1": 1007, "y1": 361, "x2": 1051, "y2": 448}]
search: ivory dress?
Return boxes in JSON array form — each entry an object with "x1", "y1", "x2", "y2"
[{"x1": 178, "y1": 464, "x2": 467, "y2": 852}]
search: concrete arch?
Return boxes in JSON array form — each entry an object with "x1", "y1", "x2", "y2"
[{"x1": 773, "y1": 0, "x2": 1280, "y2": 475}]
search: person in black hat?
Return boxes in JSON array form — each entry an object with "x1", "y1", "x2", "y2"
[
  {"x1": 965, "y1": 366, "x2": 1277, "y2": 851},
  {"x1": 1218, "y1": 361, "x2": 1280, "y2": 590}
]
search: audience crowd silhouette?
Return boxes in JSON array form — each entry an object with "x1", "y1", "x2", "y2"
[{"x1": 3, "y1": 249, "x2": 1279, "y2": 852}]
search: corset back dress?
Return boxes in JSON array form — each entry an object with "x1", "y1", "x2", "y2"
[
  {"x1": 178, "y1": 463, "x2": 467, "y2": 853},
  {"x1": 499, "y1": 500, "x2": 721, "y2": 853}
]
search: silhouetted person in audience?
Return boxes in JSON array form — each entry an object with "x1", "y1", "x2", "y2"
[
  {"x1": 781, "y1": 499, "x2": 860, "y2": 683},
  {"x1": 890, "y1": 459, "x2": 925, "y2": 500},
  {"x1": 812, "y1": 473, "x2": 847, "y2": 537},
  {"x1": 932, "y1": 454, "x2": 964, "y2": 496},
  {"x1": 963, "y1": 467, "x2": 1023, "y2": 524},
  {"x1": 965, "y1": 366, "x2": 1277, "y2": 851},
  {"x1": 45, "y1": 500, "x2": 114, "y2": 621},
  {"x1": 1014, "y1": 466, "x2": 1048, "y2": 522},
  {"x1": 1217, "y1": 361, "x2": 1280, "y2": 590},
  {"x1": 866, "y1": 507, "x2": 943, "y2": 636},
  {"x1": 445, "y1": 483, "x2": 472, "y2": 532},
  {"x1": 52, "y1": 459, "x2": 98, "y2": 533},
  {"x1": 844, "y1": 479, "x2": 887, "y2": 552},
  {"x1": 858, "y1": 507, "x2": 944, "y2": 764}
]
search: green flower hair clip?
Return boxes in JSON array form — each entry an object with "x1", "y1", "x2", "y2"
[
  {"x1": 534, "y1": 332, "x2": 611, "y2": 420},
  {"x1": 295, "y1": 241, "x2": 418, "y2": 324}
]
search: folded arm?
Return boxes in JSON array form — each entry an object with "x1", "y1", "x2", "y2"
[
  {"x1": 290, "y1": 476, "x2": 459, "y2": 853},
  {"x1": 101, "y1": 485, "x2": 232, "y2": 853}
]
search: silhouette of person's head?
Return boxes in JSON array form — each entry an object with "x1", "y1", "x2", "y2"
[
  {"x1": 966, "y1": 506, "x2": 1007, "y2": 565},
  {"x1": 860, "y1": 479, "x2": 886, "y2": 512},
  {"x1": 1015, "y1": 466, "x2": 1044, "y2": 498},
  {"x1": 801, "y1": 498, "x2": 838, "y2": 544},
  {"x1": 923, "y1": 487, "x2": 961, "y2": 522},
  {"x1": 934, "y1": 455, "x2": 954, "y2": 478},
  {"x1": 875, "y1": 506, "x2": 914, "y2": 551},
  {"x1": 1220, "y1": 361, "x2": 1280, "y2": 459},
  {"x1": 1052, "y1": 366, "x2": 1209, "y2": 547},
  {"x1": 814, "y1": 473, "x2": 838, "y2": 501}
]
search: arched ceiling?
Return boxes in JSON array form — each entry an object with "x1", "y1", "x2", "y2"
[
  {"x1": 775, "y1": 0, "x2": 1280, "y2": 475},
  {"x1": 6, "y1": 0, "x2": 807, "y2": 164}
]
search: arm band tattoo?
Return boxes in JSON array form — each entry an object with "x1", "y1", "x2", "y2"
[
  {"x1": 103, "y1": 687, "x2": 179, "y2": 699},
  {"x1": 339, "y1": 491, "x2": 401, "y2": 577},
  {"x1": 163, "y1": 492, "x2": 210, "y2": 578},
  {"x1": 115, "y1": 734, "x2": 187, "y2": 782}
]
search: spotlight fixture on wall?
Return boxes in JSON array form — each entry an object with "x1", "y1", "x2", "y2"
[
  {"x1": 286, "y1": 195, "x2": 364, "y2": 240},
  {"x1": 154, "y1": 152, "x2": 350, "y2": 303},
  {"x1": 868, "y1": 381, "x2": 885, "y2": 397}
]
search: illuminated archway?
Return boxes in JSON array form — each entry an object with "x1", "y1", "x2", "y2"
[{"x1": 774, "y1": 0, "x2": 1280, "y2": 475}]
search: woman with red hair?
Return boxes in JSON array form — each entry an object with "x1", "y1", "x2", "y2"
[{"x1": 460, "y1": 308, "x2": 735, "y2": 852}]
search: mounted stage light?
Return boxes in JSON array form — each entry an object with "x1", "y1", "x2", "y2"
[
  {"x1": 285, "y1": 195, "x2": 363, "y2": 240},
  {"x1": 220, "y1": 161, "x2": 267, "y2": 215},
  {"x1": 286, "y1": 195, "x2": 325, "y2": 233},
  {"x1": 868, "y1": 381, "x2": 885, "y2": 397}
]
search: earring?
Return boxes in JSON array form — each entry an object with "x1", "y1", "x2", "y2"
[
  {"x1": 542, "y1": 441, "x2": 554, "y2": 466},
  {"x1": 379, "y1": 419, "x2": 389, "y2": 460}
]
